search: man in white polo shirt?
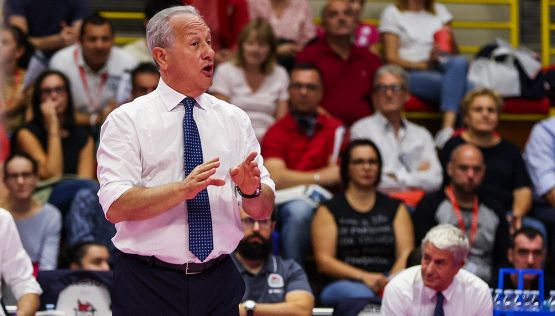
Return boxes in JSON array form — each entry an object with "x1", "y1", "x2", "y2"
[{"x1": 49, "y1": 13, "x2": 137, "y2": 133}]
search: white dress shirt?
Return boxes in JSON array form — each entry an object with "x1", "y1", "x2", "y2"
[
  {"x1": 0, "y1": 208, "x2": 42, "y2": 305},
  {"x1": 49, "y1": 44, "x2": 138, "y2": 114},
  {"x1": 351, "y1": 112, "x2": 442, "y2": 192},
  {"x1": 97, "y1": 78, "x2": 275, "y2": 264},
  {"x1": 381, "y1": 265, "x2": 493, "y2": 316}
]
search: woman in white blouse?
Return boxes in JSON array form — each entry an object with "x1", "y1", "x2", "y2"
[{"x1": 210, "y1": 19, "x2": 289, "y2": 141}]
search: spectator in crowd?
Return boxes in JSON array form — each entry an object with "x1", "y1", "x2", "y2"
[
  {"x1": 11, "y1": 70, "x2": 98, "y2": 214},
  {"x1": 69, "y1": 242, "x2": 110, "y2": 271},
  {"x1": 440, "y1": 88, "x2": 537, "y2": 234},
  {"x1": 348, "y1": 0, "x2": 380, "y2": 54},
  {"x1": 233, "y1": 209, "x2": 314, "y2": 316},
  {"x1": 182, "y1": 0, "x2": 250, "y2": 64},
  {"x1": 12, "y1": 70, "x2": 94, "y2": 180},
  {"x1": 49, "y1": 14, "x2": 138, "y2": 133},
  {"x1": 318, "y1": 0, "x2": 380, "y2": 54},
  {"x1": 381, "y1": 224, "x2": 493, "y2": 315},
  {"x1": 1, "y1": 25, "x2": 33, "y2": 133},
  {"x1": 0, "y1": 207, "x2": 42, "y2": 315},
  {"x1": 351, "y1": 64, "x2": 442, "y2": 208},
  {"x1": 1, "y1": 153, "x2": 61, "y2": 271},
  {"x1": 525, "y1": 116, "x2": 555, "y2": 260},
  {"x1": 124, "y1": 0, "x2": 181, "y2": 64},
  {"x1": 415, "y1": 144, "x2": 510, "y2": 283},
  {"x1": 211, "y1": 19, "x2": 289, "y2": 141},
  {"x1": 296, "y1": 0, "x2": 381, "y2": 126},
  {"x1": 248, "y1": 0, "x2": 316, "y2": 71},
  {"x1": 7, "y1": 0, "x2": 89, "y2": 59},
  {"x1": 262, "y1": 63, "x2": 347, "y2": 266},
  {"x1": 312, "y1": 139, "x2": 414, "y2": 305},
  {"x1": 130, "y1": 62, "x2": 160, "y2": 101},
  {"x1": 496, "y1": 226, "x2": 554, "y2": 292},
  {"x1": 379, "y1": 0, "x2": 471, "y2": 147}
]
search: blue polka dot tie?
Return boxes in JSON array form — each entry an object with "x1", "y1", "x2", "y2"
[{"x1": 182, "y1": 97, "x2": 213, "y2": 262}]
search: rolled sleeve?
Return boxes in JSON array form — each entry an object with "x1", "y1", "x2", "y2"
[
  {"x1": 0, "y1": 211, "x2": 42, "y2": 300},
  {"x1": 97, "y1": 109, "x2": 141, "y2": 214}
]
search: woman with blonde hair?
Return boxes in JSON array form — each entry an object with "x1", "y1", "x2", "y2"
[{"x1": 210, "y1": 18, "x2": 289, "y2": 141}]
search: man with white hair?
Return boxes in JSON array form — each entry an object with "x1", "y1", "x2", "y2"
[
  {"x1": 381, "y1": 224, "x2": 492, "y2": 316},
  {"x1": 97, "y1": 4, "x2": 275, "y2": 315}
]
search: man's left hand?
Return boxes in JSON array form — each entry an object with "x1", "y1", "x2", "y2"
[{"x1": 230, "y1": 152, "x2": 261, "y2": 195}]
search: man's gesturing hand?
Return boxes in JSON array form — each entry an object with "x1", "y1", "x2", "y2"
[
  {"x1": 183, "y1": 157, "x2": 225, "y2": 199},
  {"x1": 230, "y1": 152, "x2": 261, "y2": 195}
]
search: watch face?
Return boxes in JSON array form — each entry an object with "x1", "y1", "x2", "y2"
[{"x1": 244, "y1": 300, "x2": 256, "y2": 310}]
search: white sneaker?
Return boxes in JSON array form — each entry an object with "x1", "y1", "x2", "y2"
[{"x1": 434, "y1": 127, "x2": 454, "y2": 149}]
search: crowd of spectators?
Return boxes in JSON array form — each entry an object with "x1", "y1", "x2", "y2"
[{"x1": 1, "y1": 0, "x2": 555, "y2": 313}]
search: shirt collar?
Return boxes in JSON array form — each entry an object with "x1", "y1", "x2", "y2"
[
  {"x1": 374, "y1": 112, "x2": 407, "y2": 132},
  {"x1": 422, "y1": 269, "x2": 458, "y2": 304},
  {"x1": 156, "y1": 78, "x2": 209, "y2": 111}
]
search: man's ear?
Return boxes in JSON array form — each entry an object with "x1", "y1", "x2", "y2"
[
  {"x1": 152, "y1": 47, "x2": 168, "y2": 71},
  {"x1": 446, "y1": 161, "x2": 454, "y2": 178},
  {"x1": 507, "y1": 248, "x2": 514, "y2": 264},
  {"x1": 69, "y1": 262, "x2": 80, "y2": 270},
  {"x1": 457, "y1": 259, "x2": 465, "y2": 270}
]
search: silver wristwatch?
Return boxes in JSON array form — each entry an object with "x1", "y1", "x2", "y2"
[{"x1": 244, "y1": 300, "x2": 256, "y2": 316}]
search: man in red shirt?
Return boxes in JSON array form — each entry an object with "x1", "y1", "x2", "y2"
[
  {"x1": 296, "y1": 0, "x2": 381, "y2": 126},
  {"x1": 262, "y1": 63, "x2": 347, "y2": 266}
]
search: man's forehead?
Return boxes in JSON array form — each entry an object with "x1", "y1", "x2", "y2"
[
  {"x1": 291, "y1": 70, "x2": 320, "y2": 82},
  {"x1": 424, "y1": 244, "x2": 454, "y2": 259},
  {"x1": 515, "y1": 234, "x2": 544, "y2": 248},
  {"x1": 326, "y1": 1, "x2": 349, "y2": 13},
  {"x1": 170, "y1": 14, "x2": 210, "y2": 34},
  {"x1": 83, "y1": 23, "x2": 112, "y2": 36}
]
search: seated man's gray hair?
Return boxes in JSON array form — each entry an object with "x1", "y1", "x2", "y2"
[{"x1": 422, "y1": 224, "x2": 470, "y2": 263}]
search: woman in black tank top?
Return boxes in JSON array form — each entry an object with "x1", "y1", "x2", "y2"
[{"x1": 312, "y1": 139, "x2": 415, "y2": 306}]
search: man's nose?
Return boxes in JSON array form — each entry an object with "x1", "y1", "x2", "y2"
[
  {"x1": 202, "y1": 42, "x2": 215, "y2": 60},
  {"x1": 527, "y1": 253, "x2": 536, "y2": 265},
  {"x1": 252, "y1": 221, "x2": 261, "y2": 232}
]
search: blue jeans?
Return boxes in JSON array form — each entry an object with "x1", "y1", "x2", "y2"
[
  {"x1": 320, "y1": 280, "x2": 376, "y2": 306},
  {"x1": 409, "y1": 55, "x2": 471, "y2": 112},
  {"x1": 277, "y1": 199, "x2": 314, "y2": 267}
]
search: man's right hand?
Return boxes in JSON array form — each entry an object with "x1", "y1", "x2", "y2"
[{"x1": 182, "y1": 157, "x2": 225, "y2": 200}]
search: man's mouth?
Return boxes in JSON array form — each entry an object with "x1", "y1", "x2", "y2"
[{"x1": 202, "y1": 64, "x2": 213, "y2": 74}]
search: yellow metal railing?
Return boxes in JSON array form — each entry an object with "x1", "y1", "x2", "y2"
[
  {"x1": 541, "y1": 0, "x2": 555, "y2": 65},
  {"x1": 102, "y1": 0, "x2": 520, "y2": 49}
]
